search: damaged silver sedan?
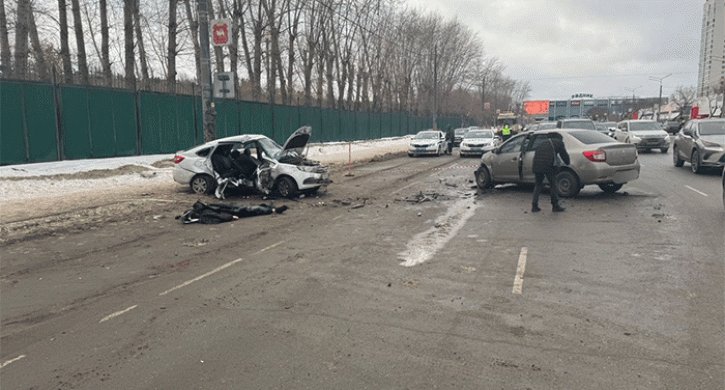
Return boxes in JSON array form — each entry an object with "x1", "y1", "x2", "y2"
[{"x1": 173, "y1": 126, "x2": 331, "y2": 199}]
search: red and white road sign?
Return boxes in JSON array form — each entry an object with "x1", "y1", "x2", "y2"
[{"x1": 212, "y1": 19, "x2": 231, "y2": 46}]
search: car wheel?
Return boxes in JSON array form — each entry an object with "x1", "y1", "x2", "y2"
[
  {"x1": 660, "y1": 147, "x2": 668, "y2": 153},
  {"x1": 691, "y1": 150, "x2": 702, "y2": 174},
  {"x1": 555, "y1": 170, "x2": 581, "y2": 198},
  {"x1": 190, "y1": 174, "x2": 215, "y2": 195},
  {"x1": 673, "y1": 146, "x2": 684, "y2": 167},
  {"x1": 475, "y1": 166, "x2": 492, "y2": 189},
  {"x1": 276, "y1": 176, "x2": 299, "y2": 198},
  {"x1": 598, "y1": 183, "x2": 623, "y2": 193}
]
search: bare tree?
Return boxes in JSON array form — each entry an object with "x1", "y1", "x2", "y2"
[
  {"x1": 133, "y1": 0, "x2": 149, "y2": 88},
  {"x1": 28, "y1": 6, "x2": 49, "y2": 81},
  {"x1": 167, "y1": 0, "x2": 178, "y2": 91},
  {"x1": 57, "y1": 0, "x2": 73, "y2": 83},
  {"x1": 99, "y1": 0, "x2": 112, "y2": 86},
  {"x1": 13, "y1": 0, "x2": 30, "y2": 79},
  {"x1": 183, "y1": 0, "x2": 200, "y2": 83},
  {"x1": 671, "y1": 86, "x2": 696, "y2": 118},
  {"x1": 70, "y1": 0, "x2": 89, "y2": 84},
  {"x1": 0, "y1": 0, "x2": 12, "y2": 76},
  {"x1": 124, "y1": 0, "x2": 135, "y2": 88}
]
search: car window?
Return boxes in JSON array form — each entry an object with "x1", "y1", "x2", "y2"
[
  {"x1": 561, "y1": 120, "x2": 595, "y2": 130},
  {"x1": 568, "y1": 130, "x2": 617, "y2": 144},
  {"x1": 699, "y1": 121, "x2": 725, "y2": 136},
  {"x1": 414, "y1": 131, "x2": 439, "y2": 139},
  {"x1": 465, "y1": 130, "x2": 493, "y2": 138},
  {"x1": 525, "y1": 134, "x2": 549, "y2": 151},
  {"x1": 629, "y1": 122, "x2": 662, "y2": 131},
  {"x1": 195, "y1": 147, "x2": 212, "y2": 157},
  {"x1": 499, "y1": 135, "x2": 526, "y2": 153},
  {"x1": 618, "y1": 123, "x2": 627, "y2": 130}
]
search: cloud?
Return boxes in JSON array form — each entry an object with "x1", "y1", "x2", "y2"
[{"x1": 408, "y1": 0, "x2": 703, "y2": 100}]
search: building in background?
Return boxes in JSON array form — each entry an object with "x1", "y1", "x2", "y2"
[
  {"x1": 524, "y1": 94, "x2": 665, "y2": 122},
  {"x1": 697, "y1": 0, "x2": 725, "y2": 97}
]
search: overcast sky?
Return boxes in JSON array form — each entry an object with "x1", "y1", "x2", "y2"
[{"x1": 406, "y1": 0, "x2": 705, "y2": 101}]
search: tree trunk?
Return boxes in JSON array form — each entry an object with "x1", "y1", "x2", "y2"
[
  {"x1": 70, "y1": 0, "x2": 89, "y2": 84},
  {"x1": 167, "y1": 0, "x2": 177, "y2": 92},
  {"x1": 133, "y1": 0, "x2": 149, "y2": 89},
  {"x1": 183, "y1": 0, "x2": 200, "y2": 83},
  {"x1": 230, "y1": 0, "x2": 241, "y2": 98},
  {"x1": 0, "y1": 0, "x2": 12, "y2": 76},
  {"x1": 13, "y1": 0, "x2": 30, "y2": 79},
  {"x1": 236, "y1": 0, "x2": 254, "y2": 98},
  {"x1": 57, "y1": 0, "x2": 73, "y2": 83},
  {"x1": 124, "y1": 0, "x2": 135, "y2": 89},
  {"x1": 99, "y1": 0, "x2": 112, "y2": 86},
  {"x1": 28, "y1": 7, "x2": 49, "y2": 81}
]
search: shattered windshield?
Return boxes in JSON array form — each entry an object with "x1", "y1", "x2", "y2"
[{"x1": 257, "y1": 137, "x2": 284, "y2": 160}]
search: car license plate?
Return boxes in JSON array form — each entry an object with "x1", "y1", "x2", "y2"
[{"x1": 613, "y1": 169, "x2": 638, "y2": 183}]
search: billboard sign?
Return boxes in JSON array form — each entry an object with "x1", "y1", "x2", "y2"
[{"x1": 524, "y1": 101, "x2": 550, "y2": 115}]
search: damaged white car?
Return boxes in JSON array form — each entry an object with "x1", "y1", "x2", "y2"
[{"x1": 173, "y1": 126, "x2": 331, "y2": 199}]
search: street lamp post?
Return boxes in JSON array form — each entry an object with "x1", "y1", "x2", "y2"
[{"x1": 649, "y1": 73, "x2": 672, "y2": 122}]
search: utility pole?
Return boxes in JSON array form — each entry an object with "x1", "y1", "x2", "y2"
[
  {"x1": 432, "y1": 44, "x2": 438, "y2": 130},
  {"x1": 199, "y1": 0, "x2": 215, "y2": 142},
  {"x1": 649, "y1": 73, "x2": 671, "y2": 121}
]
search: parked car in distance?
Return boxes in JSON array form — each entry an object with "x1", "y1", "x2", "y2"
[
  {"x1": 613, "y1": 120, "x2": 671, "y2": 153},
  {"x1": 672, "y1": 118, "x2": 725, "y2": 173},
  {"x1": 459, "y1": 129, "x2": 500, "y2": 157},
  {"x1": 173, "y1": 126, "x2": 331, "y2": 198},
  {"x1": 453, "y1": 128, "x2": 470, "y2": 146},
  {"x1": 722, "y1": 167, "x2": 725, "y2": 210},
  {"x1": 474, "y1": 129, "x2": 640, "y2": 197},
  {"x1": 662, "y1": 120, "x2": 683, "y2": 134},
  {"x1": 408, "y1": 130, "x2": 449, "y2": 157},
  {"x1": 556, "y1": 118, "x2": 597, "y2": 131}
]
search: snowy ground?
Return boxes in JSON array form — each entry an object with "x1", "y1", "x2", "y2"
[{"x1": 0, "y1": 137, "x2": 411, "y2": 202}]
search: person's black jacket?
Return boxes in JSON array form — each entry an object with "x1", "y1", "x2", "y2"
[{"x1": 533, "y1": 138, "x2": 570, "y2": 174}]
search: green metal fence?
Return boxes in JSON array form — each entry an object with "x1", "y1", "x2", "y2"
[{"x1": 1, "y1": 79, "x2": 464, "y2": 166}]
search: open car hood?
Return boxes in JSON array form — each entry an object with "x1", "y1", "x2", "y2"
[{"x1": 281, "y1": 126, "x2": 312, "y2": 157}]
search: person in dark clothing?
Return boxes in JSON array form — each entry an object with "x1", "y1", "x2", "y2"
[
  {"x1": 531, "y1": 133, "x2": 570, "y2": 212},
  {"x1": 445, "y1": 126, "x2": 454, "y2": 154}
]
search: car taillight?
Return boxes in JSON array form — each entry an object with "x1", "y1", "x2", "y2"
[
  {"x1": 582, "y1": 150, "x2": 606, "y2": 162},
  {"x1": 173, "y1": 155, "x2": 185, "y2": 164}
]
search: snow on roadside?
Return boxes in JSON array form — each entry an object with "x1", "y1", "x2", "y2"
[{"x1": 0, "y1": 137, "x2": 411, "y2": 201}]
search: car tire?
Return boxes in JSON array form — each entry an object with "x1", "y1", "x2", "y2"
[
  {"x1": 673, "y1": 146, "x2": 684, "y2": 167},
  {"x1": 555, "y1": 170, "x2": 581, "y2": 198},
  {"x1": 691, "y1": 150, "x2": 702, "y2": 174},
  {"x1": 660, "y1": 147, "x2": 668, "y2": 153},
  {"x1": 475, "y1": 166, "x2": 492, "y2": 190},
  {"x1": 598, "y1": 183, "x2": 623, "y2": 193},
  {"x1": 276, "y1": 176, "x2": 299, "y2": 198},
  {"x1": 190, "y1": 174, "x2": 215, "y2": 195}
]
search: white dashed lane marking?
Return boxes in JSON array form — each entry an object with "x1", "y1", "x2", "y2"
[
  {"x1": 512, "y1": 247, "x2": 528, "y2": 295},
  {"x1": 684, "y1": 185, "x2": 709, "y2": 197}
]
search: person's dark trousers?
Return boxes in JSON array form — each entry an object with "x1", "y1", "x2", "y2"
[{"x1": 532, "y1": 171, "x2": 559, "y2": 208}]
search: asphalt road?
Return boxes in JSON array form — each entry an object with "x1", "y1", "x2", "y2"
[{"x1": 1, "y1": 150, "x2": 724, "y2": 389}]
